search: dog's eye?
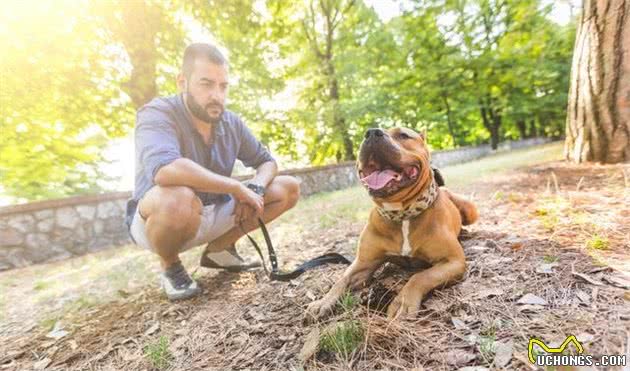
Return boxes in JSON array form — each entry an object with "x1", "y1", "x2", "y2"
[{"x1": 398, "y1": 132, "x2": 411, "y2": 139}]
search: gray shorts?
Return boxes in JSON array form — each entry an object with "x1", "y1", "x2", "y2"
[{"x1": 130, "y1": 198, "x2": 237, "y2": 253}]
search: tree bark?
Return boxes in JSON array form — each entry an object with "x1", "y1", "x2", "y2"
[{"x1": 565, "y1": 0, "x2": 630, "y2": 163}]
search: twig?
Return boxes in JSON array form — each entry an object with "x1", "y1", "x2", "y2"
[
  {"x1": 576, "y1": 176, "x2": 584, "y2": 192},
  {"x1": 570, "y1": 264, "x2": 604, "y2": 286}
]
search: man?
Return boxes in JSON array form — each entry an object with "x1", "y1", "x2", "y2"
[{"x1": 125, "y1": 43, "x2": 300, "y2": 301}]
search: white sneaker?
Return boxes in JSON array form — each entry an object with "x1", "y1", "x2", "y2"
[{"x1": 160, "y1": 262, "x2": 201, "y2": 301}]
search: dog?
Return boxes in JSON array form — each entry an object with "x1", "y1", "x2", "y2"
[{"x1": 306, "y1": 127, "x2": 478, "y2": 320}]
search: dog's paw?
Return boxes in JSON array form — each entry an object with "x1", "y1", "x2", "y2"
[
  {"x1": 386, "y1": 291, "x2": 423, "y2": 320},
  {"x1": 304, "y1": 299, "x2": 334, "y2": 323}
]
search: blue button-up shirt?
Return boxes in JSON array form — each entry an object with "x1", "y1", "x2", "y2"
[{"x1": 125, "y1": 94, "x2": 275, "y2": 223}]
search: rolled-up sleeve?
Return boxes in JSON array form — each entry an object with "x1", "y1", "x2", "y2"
[
  {"x1": 135, "y1": 109, "x2": 181, "y2": 182},
  {"x1": 236, "y1": 118, "x2": 275, "y2": 169}
]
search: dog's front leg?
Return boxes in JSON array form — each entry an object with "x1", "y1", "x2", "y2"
[
  {"x1": 386, "y1": 256, "x2": 466, "y2": 319},
  {"x1": 306, "y1": 258, "x2": 382, "y2": 321}
]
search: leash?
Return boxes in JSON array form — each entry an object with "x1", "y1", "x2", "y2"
[{"x1": 238, "y1": 218, "x2": 351, "y2": 281}]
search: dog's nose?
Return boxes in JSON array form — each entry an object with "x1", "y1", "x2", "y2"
[{"x1": 365, "y1": 128, "x2": 384, "y2": 139}]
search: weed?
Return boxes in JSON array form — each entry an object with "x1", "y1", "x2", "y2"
[
  {"x1": 144, "y1": 335, "x2": 172, "y2": 370},
  {"x1": 320, "y1": 320, "x2": 364, "y2": 358}
]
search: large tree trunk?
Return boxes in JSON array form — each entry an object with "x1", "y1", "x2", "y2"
[{"x1": 565, "y1": 0, "x2": 630, "y2": 163}]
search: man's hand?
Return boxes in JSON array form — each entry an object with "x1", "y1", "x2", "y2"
[
  {"x1": 232, "y1": 184, "x2": 264, "y2": 222},
  {"x1": 233, "y1": 201, "x2": 261, "y2": 223}
]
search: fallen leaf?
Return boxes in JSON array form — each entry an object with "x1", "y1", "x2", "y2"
[
  {"x1": 602, "y1": 275, "x2": 630, "y2": 289},
  {"x1": 170, "y1": 336, "x2": 188, "y2": 350},
  {"x1": 517, "y1": 294, "x2": 547, "y2": 306},
  {"x1": 299, "y1": 327, "x2": 320, "y2": 362},
  {"x1": 46, "y1": 322, "x2": 68, "y2": 340},
  {"x1": 451, "y1": 317, "x2": 469, "y2": 330},
  {"x1": 467, "y1": 245, "x2": 488, "y2": 254},
  {"x1": 476, "y1": 288, "x2": 505, "y2": 299},
  {"x1": 624, "y1": 291, "x2": 630, "y2": 301},
  {"x1": 144, "y1": 322, "x2": 159, "y2": 336},
  {"x1": 33, "y1": 358, "x2": 51, "y2": 370},
  {"x1": 576, "y1": 290, "x2": 590, "y2": 304},
  {"x1": 279, "y1": 334, "x2": 296, "y2": 341},
  {"x1": 571, "y1": 266, "x2": 605, "y2": 286},
  {"x1": 536, "y1": 262, "x2": 559, "y2": 275},
  {"x1": 445, "y1": 350, "x2": 476, "y2": 365},
  {"x1": 576, "y1": 332, "x2": 595, "y2": 343},
  {"x1": 493, "y1": 340, "x2": 513, "y2": 368},
  {"x1": 518, "y1": 304, "x2": 545, "y2": 312},
  {"x1": 510, "y1": 242, "x2": 524, "y2": 251}
]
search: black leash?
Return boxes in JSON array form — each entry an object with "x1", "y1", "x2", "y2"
[{"x1": 239, "y1": 219, "x2": 351, "y2": 281}]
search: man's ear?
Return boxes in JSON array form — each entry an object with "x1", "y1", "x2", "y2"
[{"x1": 176, "y1": 73, "x2": 186, "y2": 92}]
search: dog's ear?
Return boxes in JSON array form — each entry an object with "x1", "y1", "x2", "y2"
[{"x1": 420, "y1": 128, "x2": 428, "y2": 141}]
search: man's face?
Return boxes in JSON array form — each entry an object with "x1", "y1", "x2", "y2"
[{"x1": 182, "y1": 59, "x2": 229, "y2": 125}]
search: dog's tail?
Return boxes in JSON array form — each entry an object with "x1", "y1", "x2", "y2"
[{"x1": 443, "y1": 189, "x2": 478, "y2": 225}]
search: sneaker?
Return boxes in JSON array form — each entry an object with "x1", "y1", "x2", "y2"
[
  {"x1": 200, "y1": 244, "x2": 261, "y2": 272},
  {"x1": 160, "y1": 262, "x2": 201, "y2": 301}
]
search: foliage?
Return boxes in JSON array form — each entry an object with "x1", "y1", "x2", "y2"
[{"x1": 1, "y1": 0, "x2": 576, "y2": 201}]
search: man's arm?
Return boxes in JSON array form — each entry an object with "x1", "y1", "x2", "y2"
[{"x1": 248, "y1": 160, "x2": 278, "y2": 188}]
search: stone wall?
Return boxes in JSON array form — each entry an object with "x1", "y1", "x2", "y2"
[{"x1": 0, "y1": 138, "x2": 550, "y2": 270}]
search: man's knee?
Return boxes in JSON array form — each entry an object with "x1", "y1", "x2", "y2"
[
  {"x1": 140, "y1": 186, "x2": 202, "y2": 230},
  {"x1": 276, "y1": 175, "x2": 300, "y2": 208}
]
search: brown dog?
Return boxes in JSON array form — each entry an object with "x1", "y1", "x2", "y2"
[{"x1": 306, "y1": 127, "x2": 478, "y2": 320}]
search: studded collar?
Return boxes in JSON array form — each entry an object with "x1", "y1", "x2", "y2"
[{"x1": 376, "y1": 172, "x2": 439, "y2": 223}]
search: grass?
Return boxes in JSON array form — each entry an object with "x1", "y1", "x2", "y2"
[
  {"x1": 338, "y1": 292, "x2": 359, "y2": 312},
  {"x1": 319, "y1": 320, "x2": 364, "y2": 358},
  {"x1": 586, "y1": 234, "x2": 609, "y2": 251},
  {"x1": 143, "y1": 335, "x2": 172, "y2": 370}
]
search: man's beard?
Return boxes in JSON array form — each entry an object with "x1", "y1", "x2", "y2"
[{"x1": 185, "y1": 90, "x2": 224, "y2": 125}]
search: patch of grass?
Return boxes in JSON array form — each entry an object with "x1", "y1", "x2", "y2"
[
  {"x1": 338, "y1": 292, "x2": 359, "y2": 312},
  {"x1": 543, "y1": 255, "x2": 558, "y2": 263},
  {"x1": 33, "y1": 280, "x2": 50, "y2": 291},
  {"x1": 478, "y1": 334, "x2": 496, "y2": 363},
  {"x1": 534, "y1": 195, "x2": 570, "y2": 231},
  {"x1": 144, "y1": 335, "x2": 172, "y2": 370},
  {"x1": 319, "y1": 320, "x2": 364, "y2": 358},
  {"x1": 39, "y1": 315, "x2": 60, "y2": 331},
  {"x1": 586, "y1": 234, "x2": 609, "y2": 250}
]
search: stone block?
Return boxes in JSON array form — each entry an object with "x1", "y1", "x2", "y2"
[
  {"x1": 56, "y1": 207, "x2": 80, "y2": 229},
  {"x1": 76, "y1": 205, "x2": 96, "y2": 219},
  {"x1": 0, "y1": 226, "x2": 23, "y2": 246}
]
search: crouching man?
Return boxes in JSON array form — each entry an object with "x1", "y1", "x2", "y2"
[{"x1": 125, "y1": 43, "x2": 300, "y2": 301}]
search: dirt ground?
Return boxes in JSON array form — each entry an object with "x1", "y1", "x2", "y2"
[{"x1": 1, "y1": 160, "x2": 629, "y2": 371}]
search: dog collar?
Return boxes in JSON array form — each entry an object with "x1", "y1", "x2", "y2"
[{"x1": 376, "y1": 173, "x2": 439, "y2": 223}]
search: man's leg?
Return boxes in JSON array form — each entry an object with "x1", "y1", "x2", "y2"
[
  {"x1": 137, "y1": 185, "x2": 203, "y2": 300},
  {"x1": 204, "y1": 175, "x2": 300, "y2": 253}
]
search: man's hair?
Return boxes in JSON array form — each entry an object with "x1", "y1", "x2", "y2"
[{"x1": 182, "y1": 43, "x2": 228, "y2": 77}]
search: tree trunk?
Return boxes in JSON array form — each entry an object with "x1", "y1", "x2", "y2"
[
  {"x1": 565, "y1": 0, "x2": 630, "y2": 163},
  {"x1": 442, "y1": 94, "x2": 460, "y2": 146},
  {"x1": 528, "y1": 119, "x2": 538, "y2": 138},
  {"x1": 516, "y1": 119, "x2": 527, "y2": 139},
  {"x1": 479, "y1": 98, "x2": 501, "y2": 150}
]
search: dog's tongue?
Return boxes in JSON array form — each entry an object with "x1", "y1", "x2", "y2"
[{"x1": 361, "y1": 169, "x2": 400, "y2": 190}]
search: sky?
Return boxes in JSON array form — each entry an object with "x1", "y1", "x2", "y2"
[{"x1": 100, "y1": 0, "x2": 579, "y2": 193}]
